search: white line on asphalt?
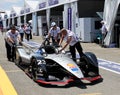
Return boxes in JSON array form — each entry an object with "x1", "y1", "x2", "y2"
[{"x1": 98, "y1": 58, "x2": 120, "y2": 75}]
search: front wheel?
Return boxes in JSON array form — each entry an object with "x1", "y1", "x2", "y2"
[
  {"x1": 80, "y1": 54, "x2": 99, "y2": 77},
  {"x1": 30, "y1": 58, "x2": 38, "y2": 81},
  {"x1": 31, "y1": 58, "x2": 48, "y2": 81}
]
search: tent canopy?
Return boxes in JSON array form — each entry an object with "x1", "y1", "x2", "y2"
[
  {"x1": 103, "y1": 0, "x2": 120, "y2": 46},
  {"x1": 25, "y1": 0, "x2": 39, "y2": 11},
  {"x1": 11, "y1": 6, "x2": 22, "y2": 16}
]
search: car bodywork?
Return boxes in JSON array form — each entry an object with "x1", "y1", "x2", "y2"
[{"x1": 15, "y1": 40, "x2": 102, "y2": 85}]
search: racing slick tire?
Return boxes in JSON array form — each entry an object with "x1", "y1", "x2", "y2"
[
  {"x1": 80, "y1": 52, "x2": 99, "y2": 77},
  {"x1": 30, "y1": 58, "x2": 38, "y2": 81},
  {"x1": 30, "y1": 57, "x2": 48, "y2": 81}
]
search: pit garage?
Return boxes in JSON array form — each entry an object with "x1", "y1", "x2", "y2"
[
  {"x1": 77, "y1": 0, "x2": 105, "y2": 42},
  {"x1": 36, "y1": 5, "x2": 64, "y2": 36}
]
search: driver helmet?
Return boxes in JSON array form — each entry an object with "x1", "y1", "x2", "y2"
[{"x1": 51, "y1": 22, "x2": 56, "y2": 27}]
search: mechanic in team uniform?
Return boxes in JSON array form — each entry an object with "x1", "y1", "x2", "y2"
[
  {"x1": 5, "y1": 25, "x2": 21, "y2": 61},
  {"x1": 24, "y1": 24, "x2": 31, "y2": 41},
  {"x1": 18, "y1": 24, "x2": 25, "y2": 41},
  {"x1": 100, "y1": 20, "x2": 108, "y2": 47},
  {"x1": 59, "y1": 28, "x2": 84, "y2": 62},
  {"x1": 47, "y1": 22, "x2": 60, "y2": 44}
]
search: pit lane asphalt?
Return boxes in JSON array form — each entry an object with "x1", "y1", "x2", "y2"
[{"x1": 0, "y1": 32, "x2": 120, "y2": 95}]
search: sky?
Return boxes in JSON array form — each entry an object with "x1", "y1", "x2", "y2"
[{"x1": 0, "y1": 0, "x2": 24, "y2": 11}]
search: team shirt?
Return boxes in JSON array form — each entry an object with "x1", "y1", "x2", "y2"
[
  {"x1": 64, "y1": 29, "x2": 79, "y2": 46},
  {"x1": 5, "y1": 30, "x2": 20, "y2": 44},
  {"x1": 49, "y1": 26, "x2": 60, "y2": 39},
  {"x1": 25, "y1": 26, "x2": 31, "y2": 34},
  {"x1": 18, "y1": 26, "x2": 24, "y2": 34},
  {"x1": 101, "y1": 24, "x2": 107, "y2": 34}
]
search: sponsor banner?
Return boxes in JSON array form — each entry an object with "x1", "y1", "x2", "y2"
[
  {"x1": 4, "y1": 15, "x2": 7, "y2": 19},
  {"x1": 25, "y1": 8, "x2": 30, "y2": 13},
  {"x1": 39, "y1": 2, "x2": 46, "y2": 9},
  {"x1": 68, "y1": 8, "x2": 72, "y2": 30},
  {"x1": 20, "y1": 10, "x2": 24, "y2": 14},
  {"x1": 13, "y1": 13, "x2": 16, "y2": 17},
  {"x1": 48, "y1": 0, "x2": 59, "y2": 6},
  {"x1": 67, "y1": 63, "x2": 78, "y2": 71},
  {"x1": 10, "y1": 14, "x2": 12, "y2": 18}
]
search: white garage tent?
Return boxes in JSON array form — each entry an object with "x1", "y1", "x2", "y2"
[{"x1": 103, "y1": 0, "x2": 120, "y2": 46}]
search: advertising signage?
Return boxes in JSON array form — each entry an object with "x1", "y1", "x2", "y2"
[
  {"x1": 25, "y1": 8, "x2": 30, "y2": 13},
  {"x1": 48, "y1": 0, "x2": 59, "y2": 6},
  {"x1": 39, "y1": 2, "x2": 46, "y2": 9},
  {"x1": 10, "y1": 14, "x2": 12, "y2": 18},
  {"x1": 13, "y1": 13, "x2": 16, "y2": 17},
  {"x1": 20, "y1": 10, "x2": 24, "y2": 14},
  {"x1": 4, "y1": 15, "x2": 7, "y2": 19},
  {"x1": 21, "y1": 8, "x2": 30, "y2": 14},
  {"x1": 68, "y1": 8, "x2": 72, "y2": 30}
]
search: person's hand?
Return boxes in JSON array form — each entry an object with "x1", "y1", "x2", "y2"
[
  {"x1": 59, "y1": 44, "x2": 62, "y2": 47},
  {"x1": 58, "y1": 48, "x2": 63, "y2": 53},
  {"x1": 19, "y1": 42, "x2": 22, "y2": 46},
  {"x1": 12, "y1": 42, "x2": 16, "y2": 47},
  {"x1": 45, "y1": 35, "x2": 49, "y2": 39},
  {"x1": 12, "y1": 42, "x2": 16, "y2": 45}
]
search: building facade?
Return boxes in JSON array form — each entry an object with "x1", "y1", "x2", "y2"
[{"x1": 2, "y1": 0, "x2": 105, "y2": 42}]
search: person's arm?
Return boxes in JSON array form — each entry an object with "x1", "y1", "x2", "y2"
[
  {"x1": 6, "y1": 32, "x2": 15, "y2": 44},
  {"x1": 7, "y1": 37, "x2": 14, "y2": 44},
  {"x1": 57, "y1": 27, "x2": 60, "y2": 39},
  {"x1": 54, "y1": 37, "x2": 58, "y2": 42},
  {"x1": 54, "y1": 27, "x2": 60, "y2": 42},
  {"x1": 47, "y1": 28, "x2": 52, "y2": 39},
  {"x1": 18, "y1": 35, "x2": 22, "y2": 45},
  {"x1": 47, "y1": 32, "x2": 51, "y2": 39},
  {"x1": 54, "y1": 34, "x2": 59, "y2": 42},
  {"x1": 59, "y1": 35, "x2": 64, "y2": 46},
  {"x1": 17, "y1": 34, "x2": 21, "y2": 42},
  {"x1": 60, "y1": 36, "x2": 72, "y2": 51}
]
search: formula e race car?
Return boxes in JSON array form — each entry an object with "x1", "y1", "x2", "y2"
[{"x1": 15, "y1": 39, "x2": 102, "y2": 85}]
